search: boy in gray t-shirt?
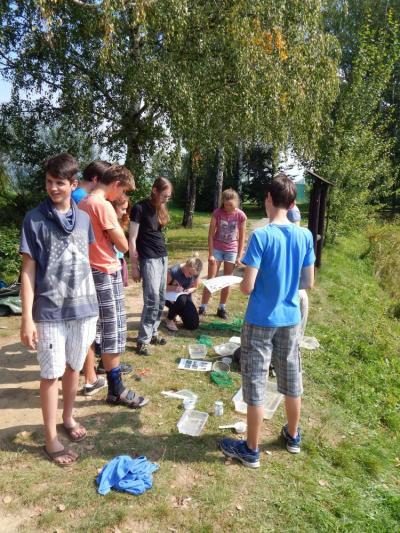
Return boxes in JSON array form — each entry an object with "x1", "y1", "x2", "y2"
[{"x1": 20, "y1": 153, "x2": 98, "y2": 467}]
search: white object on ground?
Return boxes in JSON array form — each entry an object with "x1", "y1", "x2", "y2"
[
  {"x1": 214, "y1": 342, "x2": 240, "y2": 356},
  {"x1": 178, "y1": 358, "x2": 212, "y2": 372},
  {"x1": 202, "y1": 275, "x2": 242, "y2": 294},
  {"x1": 300, "y1": 336, "x2": 320, "y2": 350},
  {"x1": 177, "y1": 410, "x2": 209, "y2": 436},
  {"x1": 183, "y1": 398, "x2": 196, "y2": 410},
  {"x1": 221, "y1": 357, "x2": 232, "y2": 365},
  {"x1": 229, "y1": 336, "x2": 241, "y2": 345},
  {"x1": 232, "y1": 381, "x2": 283, "y2": 420},
  {"x1": 164, "y1": 290, "x2": 186, "y2": 303},
  {"x1": 188, "y1": 344, "x2": 208, "y2": 359},
  {"x1": 161, "y1": 389, "x2": 198, "y2": 401},
  {"x1": 218, "y1": 421, "x2": 247, "y2": 434}
]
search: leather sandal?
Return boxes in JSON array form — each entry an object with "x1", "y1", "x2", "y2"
[
  {"x1": 42, "y1": 446, "x2": 78, "y2": 467},
  {"x1": 62, "y1": 422, "x2": 87, "y2": 442}
]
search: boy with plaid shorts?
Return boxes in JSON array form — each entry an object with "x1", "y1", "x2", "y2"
[
  {"x1": 79, "y1": 164, "x2": 149, "y2": 408},
  {"x1": 20, "y1": 153, "x2": 99, "y2": 466},
  {"x1": 220, "y1": 173, "x2": 315, "y2": 467}
]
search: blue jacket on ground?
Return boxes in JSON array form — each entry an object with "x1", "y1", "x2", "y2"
[{"x1": 96, "y1": 455, "x2": 159, "y2": 496}]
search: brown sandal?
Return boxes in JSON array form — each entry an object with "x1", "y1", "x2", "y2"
[
  {"x1": 43, "y1": 446, "x2": 78, "y2": 467},
  {"x1": 62, "y1": 422, "x2": 87, "y2": 442}
]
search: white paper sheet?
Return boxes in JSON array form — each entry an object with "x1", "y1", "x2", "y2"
[
  {"x1": 178, "y1": 358, "x2": 212, "y2": 372},
  {"x1": 165, "y1": 290, "x2": 186, "y2": 303},
  {"x1": 202, "y1": 275, "x2": 242, "y2": 294}
]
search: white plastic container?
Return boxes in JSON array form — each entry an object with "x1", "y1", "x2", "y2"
[
  {"x1": 229, "y1": 336, "x2": 241, "y2": 345},
  {"x1": 188, "y1": 344, "x2": 208, "y2": 359},
  {"x1": 214, "y1": 342, "x2": 240, "y2": 356},
  {"x1": 177, "y1": 410, "x2": 209, "y2": 436},
  {"x1": 232, "y1": 381, "x2": 283, "y2": 419}
]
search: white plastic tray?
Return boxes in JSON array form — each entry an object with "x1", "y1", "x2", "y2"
[
  {"x1": 214, "y1": 342, "x2": 240, "y2": 356},
  {"x1": 177, "y1": 410, "x2": 209, "y2": 436},
  {"x1": 188, "y1": 344, "x2": 208, "y2": 359},
  {"x1": 232, "y1": 381, "x2": 283, "y2": 419}
]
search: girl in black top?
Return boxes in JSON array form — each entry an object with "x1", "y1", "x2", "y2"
[{"x1": 129, "y1": 177, "x2": 172, "y2": 356}]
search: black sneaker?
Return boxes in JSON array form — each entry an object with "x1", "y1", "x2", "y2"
[
  {"x1": 150, "y1": 336, "x2": 167, "y2": 345},
  {"x1": 199, "y1": 306, "x2": 207, "y2": 316},
  {"x1": 83, "y1": 377, "x2": 107, "y2": 396},
  {"x1": 216, "y1": 307, "x2": 228, "y2": 319},
  {"x1": 106, "y1": 388, "x2": 149, "y2": 409},
  {"x1": 136, "y1": 343, "x2": 150, "y2": 356}
]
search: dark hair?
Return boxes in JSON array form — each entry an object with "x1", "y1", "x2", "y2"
[
  {"x1": 83, "y1": 160, "x2": 111, "y2": 182},
  {"x1": 150, "y1": 176, "x2": 172, "y2": 227},
  {"x1": 268, "y1": 172, "x2": 297, "y2": 209},
  {"x1": 100, "y1": 164, "x2": 135, "y2": 191},
  {"x1": 44, "y1": 153, "x2": 79, "y2": 182}
]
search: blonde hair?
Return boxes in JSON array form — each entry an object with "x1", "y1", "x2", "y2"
[
  {"x1": 186, "y1": 252, "x2": 203, "y2": 274},
  {"x1": 220, "y1": 188, "x2": 240, "y2": 209}
]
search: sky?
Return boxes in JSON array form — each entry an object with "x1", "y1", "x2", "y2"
[{"x1": 0, "y1": 78, "x2": 11, "y2": 103}]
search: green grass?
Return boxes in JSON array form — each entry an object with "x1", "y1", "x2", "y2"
[{"x1": 0, "y1": 212, "x2": 399, "y2": 532}]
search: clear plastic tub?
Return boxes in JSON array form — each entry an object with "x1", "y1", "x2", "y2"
[
  {"x1": 188, "y1": 344, "x2": 208, "y2": 359},
  {"x1": 177, "y1": 410, "x2": 209, "y2": 436},
  {"x1": 214, "y1": 342, "x2": 240, "y2": 356},
  {"x1": 232, "y1": 381, "x2": 283, "y2": 419}
]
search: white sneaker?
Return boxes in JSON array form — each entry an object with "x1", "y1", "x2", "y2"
[{"x1": 165, "y1": 319, "x2": 179, "y2": 331}]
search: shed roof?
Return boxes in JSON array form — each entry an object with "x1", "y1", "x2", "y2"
[{"x1": 305, "y1": 169, "x2": 334, "y2": 186}]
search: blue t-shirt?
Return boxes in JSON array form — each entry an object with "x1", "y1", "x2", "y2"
[
  {"x1": 71, "y1": 187, "x2": 88, "y2": 204},
  {"x1": 242, "y1": 224, "x2": 315, "y2": 327},
  {"x1": 20, "y1": 198, "x2": 99, "y2": 322}
]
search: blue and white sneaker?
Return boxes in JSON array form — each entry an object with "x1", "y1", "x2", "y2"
[
  {"x1": 281, "y1": 424, "x2": 301, "y2": 454},
  {"x1": 219, "y1": 438, "x2": 260, "y2": 468}
]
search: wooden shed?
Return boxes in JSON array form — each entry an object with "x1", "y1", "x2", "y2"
[{"x1": 306, "y1": 169, "x2": 334, "y2": 268}]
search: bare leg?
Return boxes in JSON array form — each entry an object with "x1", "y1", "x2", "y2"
[
  {"x1": 41, "y1": 376, "x2": 78, "y2": 464},
  {"x1": 83, "y1": 344, "x2": 97, "y2": 385},
  {"x1": 201, "y1": 260, "x2": 221, "y2": 305},
  {"x1": 285, "y1": 396, "x2": 301, "y2": 437},
  {"x1": 101, "y1": 353, "x2": 120, "y2": 371},
  {"x1": 61, "y1": 364, "x2": 80, "y2": 428},
  {"x1": 40, "y1": 377, "x2": 62, "y2": 452},
  {"x1": 246, "y1": 405, "x2": 264, "y2": 450},
  {"x1": 220, "y1": 261, "x2": 235, "y2": 305}
]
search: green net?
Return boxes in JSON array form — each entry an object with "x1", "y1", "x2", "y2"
[
  {"x1": 199, "y1": 318, "x2": 243, "y2": 334},
  {"x1": 210, "y1": 371, "x2": 234, "y2": 388},
  {"x1": 196, "y1": 335, "x2": 213, "y2": 347}
]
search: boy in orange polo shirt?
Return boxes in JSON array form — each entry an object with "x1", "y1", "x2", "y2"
[{"x1": 79, "y1": 165, "x2": 148, "y2": 408}]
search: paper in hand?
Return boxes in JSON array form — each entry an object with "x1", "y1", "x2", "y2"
[{"x1": 202, "y1": 275, "x2": 242, "y2": 294}]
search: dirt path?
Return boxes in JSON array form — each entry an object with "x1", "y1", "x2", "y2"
[{"x1": 0, "y1": 284, "x2": 145, "y2": 438}]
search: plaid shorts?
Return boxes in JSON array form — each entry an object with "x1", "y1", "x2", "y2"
[
  {"x1": 92, "y1": 268, "x2": 126, "y2": 355},
  {"x1": 36, "y1": 317, "x2": 97, "y2": 379},
  {"x1": 241, "y1": 321, "x2": 303, "y2": 405}
]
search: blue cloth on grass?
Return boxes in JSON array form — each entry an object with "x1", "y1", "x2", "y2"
[{"x1": 96, "y1": 455, "x2": 159, "y2": 496}]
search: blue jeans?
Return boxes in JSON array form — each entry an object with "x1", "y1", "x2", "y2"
[{"x1": 137, "y1": 257, "x2": 168, "y2": 344}]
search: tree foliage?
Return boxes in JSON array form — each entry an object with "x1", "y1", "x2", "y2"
[
  {"x1": 1, "y1": 0, "x2": 339, "y2": 181},
  {"x1": 318, "y1": 4, "x2": 400, "y2": 240}
]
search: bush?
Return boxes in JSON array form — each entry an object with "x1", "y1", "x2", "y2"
[
  {"x1": 367, "y1": 221, "x2": 400, "y2": 300},
  {"x1": 0, "y1": 225, "x2": 21, "y2": 283}
]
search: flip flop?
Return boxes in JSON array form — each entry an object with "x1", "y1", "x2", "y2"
[
  {"x1": 42, "y1": 446, "x2": 78, "y2": 467},
  {"x1": 62, "y1": 422, "x2": 87, "y2": 442}
]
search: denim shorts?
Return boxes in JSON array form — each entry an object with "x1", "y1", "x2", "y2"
[
  {"x1": 241, "y1": 321, "x2": 302, "y2": 404},
  {"x1": 212, "y1": 248, "x2": 237, "y2": 263}
]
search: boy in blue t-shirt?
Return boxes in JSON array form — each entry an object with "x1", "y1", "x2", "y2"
[
  {"x1": 220, "y1": 173, "x2": 315, "y2": 468},
  {"x1": 20, "y1": 153, "x2": 99, "y2": 466}
]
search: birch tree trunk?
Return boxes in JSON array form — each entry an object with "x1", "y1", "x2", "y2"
[{"x1": 214, "y1": 145, "x2": 225, "y2": 210}]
